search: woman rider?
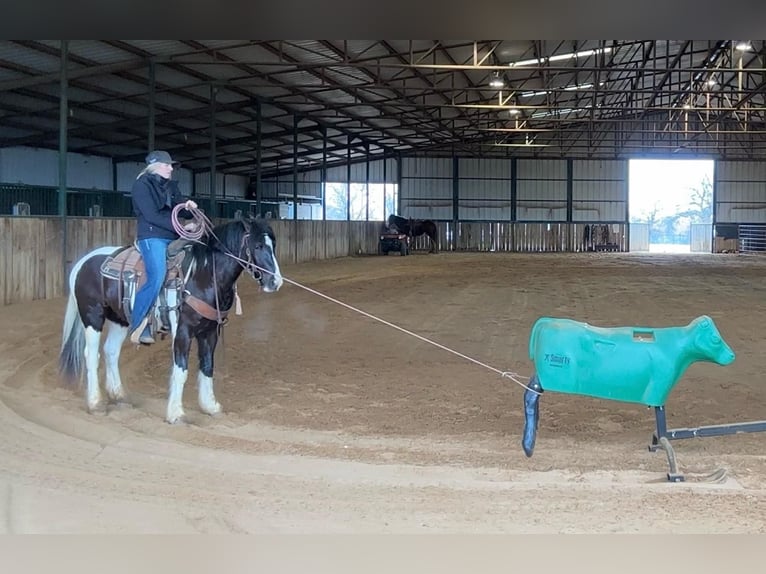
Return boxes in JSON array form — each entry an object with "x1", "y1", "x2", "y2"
[{"x1": 129, "y1": 150, "x2": 197, "y2": 345}]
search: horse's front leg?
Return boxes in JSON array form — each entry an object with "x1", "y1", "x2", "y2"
[
  {"x1": 166, "y1": 324, "x2": 193, "y2": 424},
  {"x1": 196, "y1": 326, "x2": 222, "y2": 417}
]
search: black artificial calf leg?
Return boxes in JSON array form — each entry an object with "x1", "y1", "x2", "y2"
[{"x1": 522, "y1": 375, "x2": 544, "y2": 457}]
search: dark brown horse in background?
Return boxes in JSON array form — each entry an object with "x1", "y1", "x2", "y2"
[{"x1": 387, "y1": 214, "x2": 438, "y2": 253}]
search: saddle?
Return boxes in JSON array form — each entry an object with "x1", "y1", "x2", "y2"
[{"x1": 99, "y1": 238, "x2": 194, "y2": 324}]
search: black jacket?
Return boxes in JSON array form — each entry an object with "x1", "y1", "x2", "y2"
[{"x1": 131, "y1": 173, "x2": 190, "y2": 240}]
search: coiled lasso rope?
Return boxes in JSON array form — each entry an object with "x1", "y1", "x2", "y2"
[{"x1": 171, "y1": 202, "x2": 213, "y2": 241}]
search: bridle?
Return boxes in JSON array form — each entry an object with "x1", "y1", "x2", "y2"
[{"x1": 235, "y1": 230, "x2": 277, "y2": 283}]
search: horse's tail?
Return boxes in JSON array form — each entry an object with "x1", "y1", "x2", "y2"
[
  {"x1": 58, "y1": 250, "x2": 100, "y2": 386},
  {"x1": 59, "y1": 275, "x2": 85, "y2": 385}
]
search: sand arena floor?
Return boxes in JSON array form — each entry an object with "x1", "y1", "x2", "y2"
[{"x1": 0, "y1": 251, "x2": 765, "y2": 533}]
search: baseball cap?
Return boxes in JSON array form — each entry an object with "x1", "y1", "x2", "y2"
[{"x1": 145, "y1": 150, "x2": 178, "y2": 165}]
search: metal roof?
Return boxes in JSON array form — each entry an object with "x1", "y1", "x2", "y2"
[{"x1": 1, "y1": 40, "x2": 764, "y2": 177}]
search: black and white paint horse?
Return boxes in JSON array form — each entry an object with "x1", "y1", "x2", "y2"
[
  {"x1": 58, "y1": 214, "x2": 283, "y2": 423},
  {"x1": 387, "y1": 214, "x2": 438, "y2": 253}
]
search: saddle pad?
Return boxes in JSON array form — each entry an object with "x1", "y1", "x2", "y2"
[{"x1": 100, "y1": 245, "x2": 144, "y2": 281}]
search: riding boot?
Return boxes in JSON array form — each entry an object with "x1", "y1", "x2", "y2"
[
  {"x1": 130, "y1": 316, "x2": 155, "y2": 345},
  {"x1": 157, "y1": 290, "x2": 172, "y2": 333}
]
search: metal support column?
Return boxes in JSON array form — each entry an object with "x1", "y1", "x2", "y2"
[
  {"x1": 209, "y1": 84, "x2": 217, "y2": 220},
  {"x1": 346, "y1": 136, "x2": 352, "y2": 221},
  {"x1": 566, "y1": 159, "x2": 574, "y2": 251},
  {"x1": 452, "y1": 156, "x2": 459, "y2": 252},
  {"x1": 293, "y1": 115, "x2": 299, "y2": 263},
  {"x1": 365, "y1": 143, "x2": 370, "y2": 222},
  {"x1": 510, "y1": 158, "x2": 517, "y2": 252},
  {"x1": 58, "y1": 40, "x2": 69, "y2": 294},
  {"x1": 321, "y1": 126, "x2": 327, "y2": 221},
  {"x1": 148, "y1": 60, "x2": 156, "y2": 151},
  {"x1": 396, "y1": 153, "x2": 403, "y2": 215},
  {"x1": 255, "y1": 98, "x2": 262, "y2": 217},
  {"x1": 293, "y1": 115, "x2": 298, "y2": 221}
]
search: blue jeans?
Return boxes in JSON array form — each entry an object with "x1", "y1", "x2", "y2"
[{"x1": 130, "y1": 237, "x2": 172, "y2": 332}]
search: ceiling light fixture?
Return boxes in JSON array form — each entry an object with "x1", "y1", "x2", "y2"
[
  {"x1": 508, "y1": 46, "x2": 612, "y2": 67},
  {"x1": 489, "y1": 72, "x2": 505, "y2": 88}
]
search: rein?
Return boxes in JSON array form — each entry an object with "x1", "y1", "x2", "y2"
[{"x1": 171, "y1": 205, "x2": 263, "y2": 324}]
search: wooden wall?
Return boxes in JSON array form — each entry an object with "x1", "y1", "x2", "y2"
[
  {"x1": 0, "y1": 217, "x2": 626, "y2": 307},
  {"x1": 0, "y1": 217, "x2": 383, "y2": 306},
  {"x1": 411, "y1": 221, "x2": 628, "y2": 253}
]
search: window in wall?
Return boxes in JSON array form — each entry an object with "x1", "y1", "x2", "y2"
[{"x1": 325, "y1": 182, "x2": 398, "y2": 221}]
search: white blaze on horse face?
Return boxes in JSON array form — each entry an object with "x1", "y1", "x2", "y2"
[
  {"x1": 166, "y1": 363, "x2": 188, "y2": 424},
  {"x1": 263, "y1": 235, "x2": 283, "y2": 292}
]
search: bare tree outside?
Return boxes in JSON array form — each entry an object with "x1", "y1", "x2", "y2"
[{"x1": 325, "y1": 182, "x2": 398, "y2": 221}]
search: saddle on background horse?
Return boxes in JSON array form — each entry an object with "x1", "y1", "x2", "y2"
[{"x1": 99, "y1": 238, "x2": 194, "y2": 331}]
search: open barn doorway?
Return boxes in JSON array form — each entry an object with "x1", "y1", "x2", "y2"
[{"x1": 628, "y1": 159, "x2": 714, "y2": 253}]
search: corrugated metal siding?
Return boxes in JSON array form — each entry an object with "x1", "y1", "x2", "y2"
[
  {"x1": 573, "y1": 159, "x2": 626, "y2": 180},
  {"x1": 629, "y1": 223, "x2": 650, "y2": 251},
  {"x1": 260, "y1": 181, "x2": 323, "y2": 201},
  {"x1": 459, "y1": 158, "x2": 512, "y2": 179},
  {"x1": 323, "y1": 158, "x2": 398, "y2": 183},
  {"x1": 517, "y1": 159, "x2": 567, "y2": 179},
  {"x1": 115, "y1": 162, "x2": 144, "y2": 192},
  {"x1": 572, "y1": 159, "x2": 627, "y2": 223},
  {"x1": 516, "y1": 159, "x2": 567, "y2": 221},
  {"x1": 457, "y1": 158, "x2": 512, "y2": 221},
  {"x1": 690, "y1": 223, "x2": 712, "y2": 252},
  {"x1": 716, "y1": 161, "x2": 766, "y2": 223},
  {"x1": 225, "y1": 174, "x2": 248, "y2": 198},
  {"x1": 0, "y1": 147, "x2": 59, "y2": 186},
  {"x1": 0, "y1": 147, "x2": 114, "y2": 190},
  {"x1": 400, "y1": 157, "x2": 452, "y2": 220},
  {"x1": 194, "y1": 172, "x2": 247, "y2": 198},
  {"x1": 402, "y1": 157, "x2": 452, "y2": 178},
  {"x1": 194, "y1": 172, "x2": 225, "y2": 197},
  {"x1": 400, "y1": 195, "x2": 452, "y2": 220},
  {"x1": 572, "y1": 180, "x2": 626, "y2": 201},
  {"x1": 66, "y1": 152, "x2": 112, "y2": 190}
]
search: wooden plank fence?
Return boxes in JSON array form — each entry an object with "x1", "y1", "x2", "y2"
[{"x1": 0, "y1": 217, "x2": 627, "y2": 306}]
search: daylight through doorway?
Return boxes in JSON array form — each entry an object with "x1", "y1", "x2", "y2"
[{"x1": 628, "y1": 159, "x2": 715, "y2": 253}]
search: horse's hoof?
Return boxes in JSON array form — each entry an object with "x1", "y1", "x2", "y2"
[
  {"x1": 111, "y1": 399, "x2": 134, "y2": 410},
  {"x1": 87, "y1": 404, "x2": 107, "y2": 416},
  {"x1": 166, "y1": 414, "x2": 187, "y2": 425},
  {"x1": 200, "y1": 402, "x2": 223, "y2": 417}
]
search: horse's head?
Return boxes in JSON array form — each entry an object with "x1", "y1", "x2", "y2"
[{"x1": 238, "y1": 214, "x2": 284, "y2": 293}]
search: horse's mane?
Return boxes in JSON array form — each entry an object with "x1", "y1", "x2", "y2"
[
  {"x1": 190, "y1": 218, "x2": 276, "y2": 262},
  {"x1": 190, "y1": 220, "x2": 244, "y2": 261}
]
